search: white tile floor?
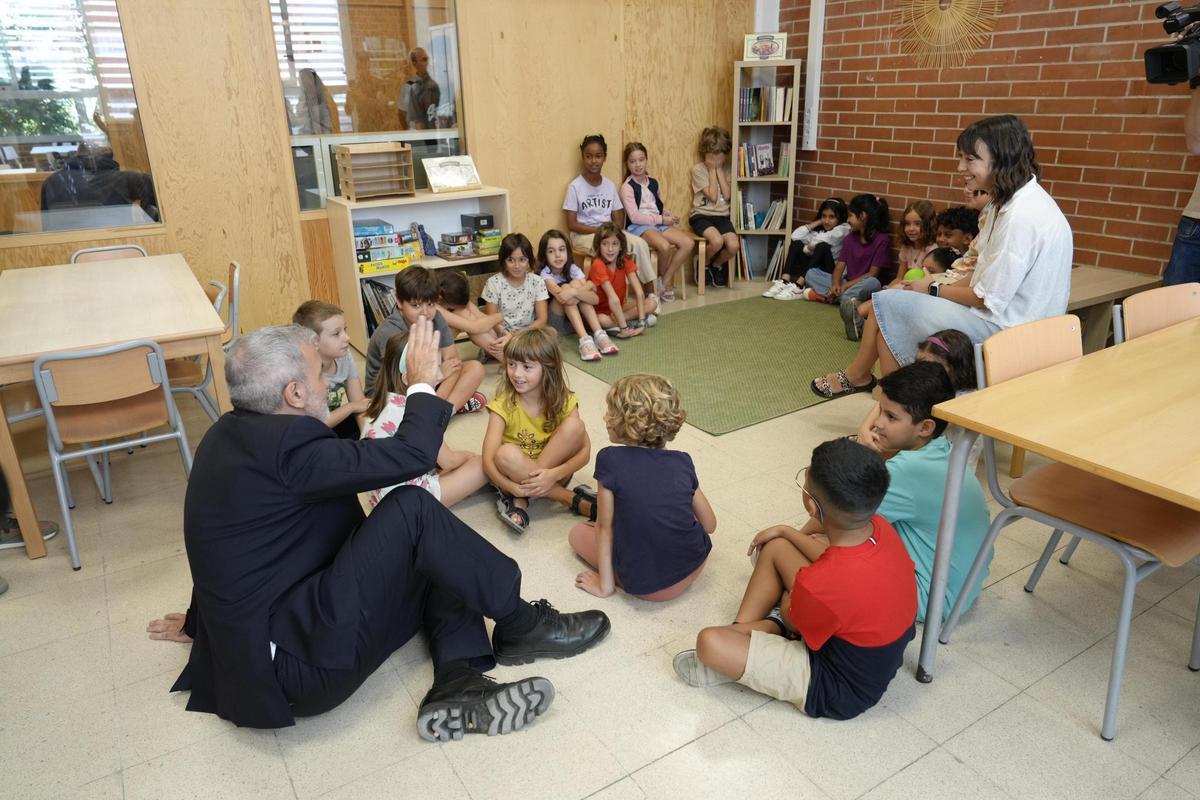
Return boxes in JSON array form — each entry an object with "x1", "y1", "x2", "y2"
[{"x1": 3, "y1": 281, "x2": 1199, "y2": 800}]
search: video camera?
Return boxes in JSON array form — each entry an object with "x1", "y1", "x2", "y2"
[{"x1": 1146, "y1": 2, "x2": 1200, "y2": 86}]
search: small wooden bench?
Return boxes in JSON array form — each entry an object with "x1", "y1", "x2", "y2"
[{"x1": 1006, "y1": 265, "x2": 1162, "y2": 478}]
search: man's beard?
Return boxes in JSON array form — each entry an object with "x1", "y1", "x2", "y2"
[{"x1": 304, "y1": 382, "x2": 330, "y2": 422}]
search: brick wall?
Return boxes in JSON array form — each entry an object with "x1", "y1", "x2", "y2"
[{"x1": 779, "y1": 0, "x2": 1196, "y2": 274}]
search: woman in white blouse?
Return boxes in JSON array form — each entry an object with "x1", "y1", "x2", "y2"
[{"x1": 811, "y1": 115, "x2": 1073, "y2": 399}]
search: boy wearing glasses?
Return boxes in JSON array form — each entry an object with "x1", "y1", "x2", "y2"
[{"x1": 672, "y1": 438, "x2": 917, "y2": 721}]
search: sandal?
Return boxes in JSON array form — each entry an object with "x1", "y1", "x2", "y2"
[
  {"x1": 495, "y1": 491, "x2": 530, "y2": 534},
  {"x1": 809, "y1": 369, "x2": 876, "y2": 400},
  {"x1": 570, "y1": 486, "x2": 598, "y2": 522}
]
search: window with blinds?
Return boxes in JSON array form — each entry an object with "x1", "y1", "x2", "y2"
[{"x1": 0, "y1": 0, "x2": 158, "y2": 236}]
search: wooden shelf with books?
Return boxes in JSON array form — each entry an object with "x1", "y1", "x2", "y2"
[
  {"x1": 731, "y1": 58, "x2": 802, "y2": 283},
  {"x1": 327, "y1": 186, "x2": 511, "y2": 354}
]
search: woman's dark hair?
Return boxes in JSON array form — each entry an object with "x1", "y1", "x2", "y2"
[
  {"x1": 956, "y1": 114, "x2": 1040, "y2": 209},
  {"x1": 809, "y1": 438, "x2": 890, "y2": 526},
  {"x1": 916, "y1": 328, "x2": 977, "y2": 392},
  {"x1": 537, "y1": 229, "x2": 573, "y2": 273},
  {"x1": 848, "y1": 194, "x2": 890, "y2": 242},
  {"x1": 878, "y1": 361, "x2": 955, "y2": 439},
  {"x1": 580, "y1": 134, "x2": 607, "y2": 155},
  {"x1": 499, "y1": 232, "x2": 535, "y2": 268},
  {"x1": 923, "y1": 247, "x2": 959, "y2": 273},
  {"x1": 817, "y1": 197, "x2": 848, "y2": 225},
  {"x1": 436, "y1": 269, "x2": 470, "y2": 307}
]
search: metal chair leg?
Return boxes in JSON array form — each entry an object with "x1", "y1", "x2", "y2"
[
  {"x1": 84, "y1": 446, "x2": 107, "y2": 502},
  {"x1": 50, "y1": 456, "x2": 81, "y2": 570},
  {"x1": 1025, "y1": 529, "x2": 1064, "y2": 593},
  {"x1": 1060, "y1": 536, "x2": 1082, "y2": 565},
  {"x1": 101, "y1": 450, "x2": 113, "y2": 504},
  {"x1": 1100, "y1": 554, "x2": 1142, "y2": 741},
  {"x1": 1190, "y1": 587, "x2": 1200, "y2": 672}
]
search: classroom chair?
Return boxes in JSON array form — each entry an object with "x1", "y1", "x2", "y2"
[
  {"x1": 937, "y1": 314, "x2": 1200, "y2": 741},
  {"x1": 70, "y1": 243, "x2": 149, "y2": 263},
  {"x1": 33, "y1": 339, "x2": 194, "y2": 570},
  {"x1": 1047, "y1": 282, "x2": 1200, "y2": 567},
  {"x1": 168, "y1": 261, "x2": 241, "y2": 421}
]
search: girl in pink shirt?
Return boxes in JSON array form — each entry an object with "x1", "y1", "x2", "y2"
[{"x1": 620, "y1": 142, "x2": 695, "y2": 302}]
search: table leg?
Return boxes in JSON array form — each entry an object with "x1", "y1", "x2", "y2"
[
  {"x1": 0, "y1": 395, "x2": 47, "y2": 559},
  {"x1": 206, "y1": 335, "x2": 232, "y2": 413},
  {"x1": 916, "y1": 428, "x2": 978, "y2": 682}
]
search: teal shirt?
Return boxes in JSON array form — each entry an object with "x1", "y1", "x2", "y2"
[{"x1": 876, "y1": 436, "x2": 991, "y2": 622}]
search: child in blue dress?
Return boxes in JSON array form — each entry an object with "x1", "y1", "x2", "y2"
[{"x1": 571, "y1": 373, "x2": 716, "y2": 601}]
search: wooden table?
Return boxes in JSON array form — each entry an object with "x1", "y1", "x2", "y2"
[
  {"x1": 0, "y1": 254, "x2": 230, "y2": 559},
  {"x1": 916, "y1": 317, "x2": 1200, "y2": 681},
  {"x1": 1067, "y1": 266, "x2": 1161, "y2": 353}
]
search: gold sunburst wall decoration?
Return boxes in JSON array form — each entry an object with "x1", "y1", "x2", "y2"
[{"x1": 894, "y1": 0, "x2": 1002, "y2": 69}]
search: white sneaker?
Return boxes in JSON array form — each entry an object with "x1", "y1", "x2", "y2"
[
  {"x1": 775, "y1": 283, "x2": 805, "y2": 300},
  {"x1": 645, "y1": 313, "x2": 658, "y2": 327},
  {"x1": 672, "y1": 650, "x2": 733, "y2": 688},
  {"x1": 762, "y1": 279, "x2": 786, "y2": 298}
]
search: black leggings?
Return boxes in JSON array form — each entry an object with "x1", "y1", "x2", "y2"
[{"x1": 782, "y1": 241, "x2": 835, "y2": 283}]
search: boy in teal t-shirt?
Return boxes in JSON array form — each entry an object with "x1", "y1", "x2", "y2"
[{"x1": 869, "y1": 362, "x2": 991, "y2": 622}]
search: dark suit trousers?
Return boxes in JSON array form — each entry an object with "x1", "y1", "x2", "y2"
[{"x1": 272, "y1": 486, "x2": 521, "y2": 717}]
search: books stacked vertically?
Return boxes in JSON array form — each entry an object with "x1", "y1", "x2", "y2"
[
  {"x1": 736, "y1": 143, "x2": 791, "y2": 178},
  {"x1": 738, "y1": 199, "x2": 788, "y2": 231},
  {"x1": 361, "y1": 278, "x2": 399, "y2": 336},
  {"x1": 737, "y1": 86, "x2": 794, "y2": 123},
  {"x1": 765, "y1": 240, "x2": 786, "y2": 281}
]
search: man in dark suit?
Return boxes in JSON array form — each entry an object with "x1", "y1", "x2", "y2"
[{"x1": 148, "y1": 317, "x2": 609, "y2": 741}]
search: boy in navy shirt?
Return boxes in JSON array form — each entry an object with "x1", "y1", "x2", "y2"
[{"x1": 673, "y1": 438, "x2": 917, "y2": 720}]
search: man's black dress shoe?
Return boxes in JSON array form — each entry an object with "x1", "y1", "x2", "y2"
[
  {"x1": 417, "y1": 672, "x2": 554, "y2": 742},
  {"x1": 492, "y1": 599, "x2": 610, "y2": 665}
]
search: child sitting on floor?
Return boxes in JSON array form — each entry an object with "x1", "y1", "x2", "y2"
[
  {"x1": 537, "y1": 228, "x2": 616, "y2": 361},
  {"x1": 483, "y1": 328, "x2": 596, "y2": 534},
  {"x1": 588, "y1": 222, "x2": 659, "y2": 337},
  {"x1": 361, "y1": 332, "x2": 488, "y2": 509},
  {"x1": 795, "y1": 194, "x2": 891, "y2": 312},
  {"x1": 764, "y1": 196, "x2": 850, "y2": 299},
  {"x1": 845, "y1": 247, "x2": 961, "y2": 342},
  {"x1": 434, "y1": 269, "x2": 506, "y2": 362},
  {"x1": 363, "y1": 266, "x2": 486, "y2": 414},
  {"x1": 856, "y1": 361, "x2": 991, "y2": 623},
  {"x1": 292, "y1": 300, "x2": 368, "y2": 439},
  {"x1": 571, "y1": 374, "x2": 716, "y2": 601},
  {"x1": 672, "y1": 438, "x2": 916, "y2": 721},
  {"x1": 897, "y1": 200, "x2": 938, "y2": 275},
  {"x1": 482, "y1": 232, "x2": 550, "y2": 343}
]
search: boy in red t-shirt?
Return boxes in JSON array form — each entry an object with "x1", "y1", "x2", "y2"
[
  {"x1": 587, "y1": 222, "x2": 658, "y2": 339},
  {"x1": 673, "y1": 437, "x2": 917, "y2": 720}
]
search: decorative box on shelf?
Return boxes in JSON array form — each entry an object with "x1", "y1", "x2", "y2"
[{"x1": 335, "y1": 142, "x2": 416, "y2": 202}]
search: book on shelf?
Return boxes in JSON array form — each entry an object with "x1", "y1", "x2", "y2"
[
  {"x1": 754, "y1": 143, "x2": 774, "y2": 175},
  {"x1": 765, "y1": 240, "x2": 786, "y2": 281},
  {"x1": 360, "y1": 278, "x2": 398, "y2": 336},
  {"x1": 737, "y1": 86, "x2": 794, "y2": 123},
  {"x1": 779, "y1": 143, "x2": 790, "y2": 178}
]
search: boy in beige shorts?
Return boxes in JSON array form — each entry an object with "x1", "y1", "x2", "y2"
[{"x1": 673, "y1": 438, "x2": 917, "y2": 720}]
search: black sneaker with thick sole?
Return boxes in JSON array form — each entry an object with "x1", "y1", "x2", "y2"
[
  {"x1": 416, "y1": 672, "x2": 555, "y2": 742},
  {"x1": 492, "y1": 599, "x2": 611, "y2": 665}
]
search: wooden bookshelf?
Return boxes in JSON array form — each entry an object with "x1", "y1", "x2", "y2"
[
  {"x1": 732, "y1": 58, "x2": 802, "y2": 281},
  {"x1": 327, "y1": 186, "x2": 511, "y2": 353}
]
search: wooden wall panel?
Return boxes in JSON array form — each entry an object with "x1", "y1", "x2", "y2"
[
  {"x1": 623, "y1": 0, "x2": 752, "y2": 228},
  {"x1": 0, "y1": 229, "x2": 170, "y2": 270},
  {"x1": 301, "y1": 215, "x2": 340, "y2": 307},
  {"x1": 457, "y1": 0, "x2": 627, "y2": 239},
  {"x1": 117, "y1": 0, "x2": 308, "y2": 330}
]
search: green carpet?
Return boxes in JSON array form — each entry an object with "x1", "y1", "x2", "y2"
[{"x1": 559, "y1": 296, "x2": 861, "y2": 436}]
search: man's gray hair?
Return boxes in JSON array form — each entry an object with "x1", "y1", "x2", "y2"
[{"x1": 226, "y1": 324, "x2": 318, "y2": 414}]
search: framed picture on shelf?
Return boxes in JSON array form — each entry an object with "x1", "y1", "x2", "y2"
[
  {"x1": 743, "y1": 33, "x2": 787, "y2": 60},
  {"x1": 422, "y1": 155, "x2": 482, "y2": 193}
]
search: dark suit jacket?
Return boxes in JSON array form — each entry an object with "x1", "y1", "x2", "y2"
[{"x1": 171, "y1": 391, "x2": 452, "y2": 728}]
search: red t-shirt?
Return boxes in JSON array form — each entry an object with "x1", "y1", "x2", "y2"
[
  {"x1": 588, "y1": 256, "x2": 637, "y2": 316},
  {"x1": 787, "y1": 515, "x2": 918, "y2": 720}
]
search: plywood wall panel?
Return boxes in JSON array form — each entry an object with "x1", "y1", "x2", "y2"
[
  {"x1": 458, "y1": 0, "x2": 627, "y2": 240},
  {"x1": 301, "y1": 215, "x2": 340, "y2": 307},
  {"x1": 117, "y1": 0, "x2": 308, "y2": 330},
  {"x1": 623, "y1": 0, "x2": 752, "y2": 226}
]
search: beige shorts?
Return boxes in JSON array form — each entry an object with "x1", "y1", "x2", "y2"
[
  {"x1": 569, "y1": 231, "x2": 656, "y2": 283},
  {"x1": 738, "y1": 629, "x2": 811, "y2": 712}
]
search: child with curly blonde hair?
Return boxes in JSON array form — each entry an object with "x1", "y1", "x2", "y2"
[{"x1": 572, "y1": 374, "x2": 716, "y2": 601}]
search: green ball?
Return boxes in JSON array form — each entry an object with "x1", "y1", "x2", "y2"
[{"x1": 903, "y1": 268, "x2": 926, "y2": 281}]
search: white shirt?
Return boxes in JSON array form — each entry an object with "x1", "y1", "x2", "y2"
[{"x1": 969, "y1": 177, "x2": 1073, "y2": 330}]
